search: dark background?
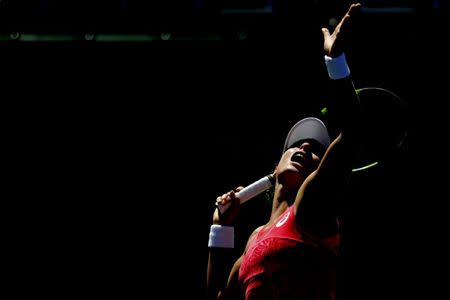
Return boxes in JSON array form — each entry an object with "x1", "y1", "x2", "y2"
[{"x1": 4, "y1": 0, "x2": 447, "y2": 299}]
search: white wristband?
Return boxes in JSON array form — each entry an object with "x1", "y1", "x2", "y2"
[
  {"x1": 208, "y1": 225, "x2": 234, "y2": 248},
  {"x1": 324, "y1": 53, "x2": 350, "y2": 80}
]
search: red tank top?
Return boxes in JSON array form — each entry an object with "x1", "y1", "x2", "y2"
[{"x1": 238, "y1": 206, "x2": 340, "y2": 300}]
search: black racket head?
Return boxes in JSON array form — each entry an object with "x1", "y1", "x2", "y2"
[{"x1": 352, "y1": 87, "x2": 409, "y2": 172}]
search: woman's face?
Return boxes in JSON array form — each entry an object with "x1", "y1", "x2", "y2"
[{"x1": 276, "y1": 139, "x2": 324, "y2": 191}]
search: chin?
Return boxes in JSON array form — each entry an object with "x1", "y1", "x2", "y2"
[{"x1": 278, "y1": 168, "x2": 304, "y2": 188}]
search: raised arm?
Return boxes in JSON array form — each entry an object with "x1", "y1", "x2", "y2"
[
  {"x1": 294, "y1": 3, "x2": 362, "y2": 233},
  {"x1": 321, "y1": 2, "x2": 361, "y2": 140}
]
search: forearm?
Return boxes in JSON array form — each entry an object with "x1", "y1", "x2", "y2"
[
  {"x1": 207, "y1": 248, "x2": 236, "y2": 300},
  {"x1": 310, "y1": 54, "x2": 361, "y2": 194},
  {"x1": 206, "y1": 225, "x2": 236, "y2": 300},
  {"x1": 325, "y1": 54, "x2": 361, "y2": 141}
]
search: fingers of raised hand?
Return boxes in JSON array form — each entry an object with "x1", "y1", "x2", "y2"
[{"x1": 348, "y1": 3, "x2": 362, "y2": 16}]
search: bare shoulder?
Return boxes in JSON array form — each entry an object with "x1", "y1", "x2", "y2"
[
  {"x1": 250, "y1": 225, "x2": 265, "y2": 241},
  {"x1": 242, "y1": 225, "x2": 265, "y2": 253}
]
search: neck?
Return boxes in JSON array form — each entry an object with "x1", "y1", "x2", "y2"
[{"x1": 270, "y1": 183, "x2": 298, "y2": 221}]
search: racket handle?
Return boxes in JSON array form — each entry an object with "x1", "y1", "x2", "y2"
[{"x1": 217, "y1": 174, "x2": 275, "y2": 214}]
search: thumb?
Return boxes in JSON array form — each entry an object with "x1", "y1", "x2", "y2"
[{"x1": 321, "y1": 28, "x2": 330, "y2": 39}]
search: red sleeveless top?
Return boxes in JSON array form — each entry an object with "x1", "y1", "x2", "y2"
[{"x1": 238, "y1": 205, "x2": 340, "y2": 300}]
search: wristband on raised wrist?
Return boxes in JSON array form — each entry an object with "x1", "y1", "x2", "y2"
[{"x1": 324, "y1": 53, "x2": 350, "y2": 80}]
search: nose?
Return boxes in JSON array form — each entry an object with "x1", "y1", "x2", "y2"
[{"x1": 298, "y1": 141, "x2": 311, "y2": 152}]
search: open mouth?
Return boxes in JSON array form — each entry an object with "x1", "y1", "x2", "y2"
[{"x1": 291, "y1": 152, "x2": 306, "y2": 166}]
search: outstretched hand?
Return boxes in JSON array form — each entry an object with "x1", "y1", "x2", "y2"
[{"x1": 322, "y1": 3, "x2": 361, "y2": 58}]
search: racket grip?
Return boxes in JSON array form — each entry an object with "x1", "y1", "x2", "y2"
[{"x1": 217, "y1": 174, "x2": 275, "y2": 214}]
